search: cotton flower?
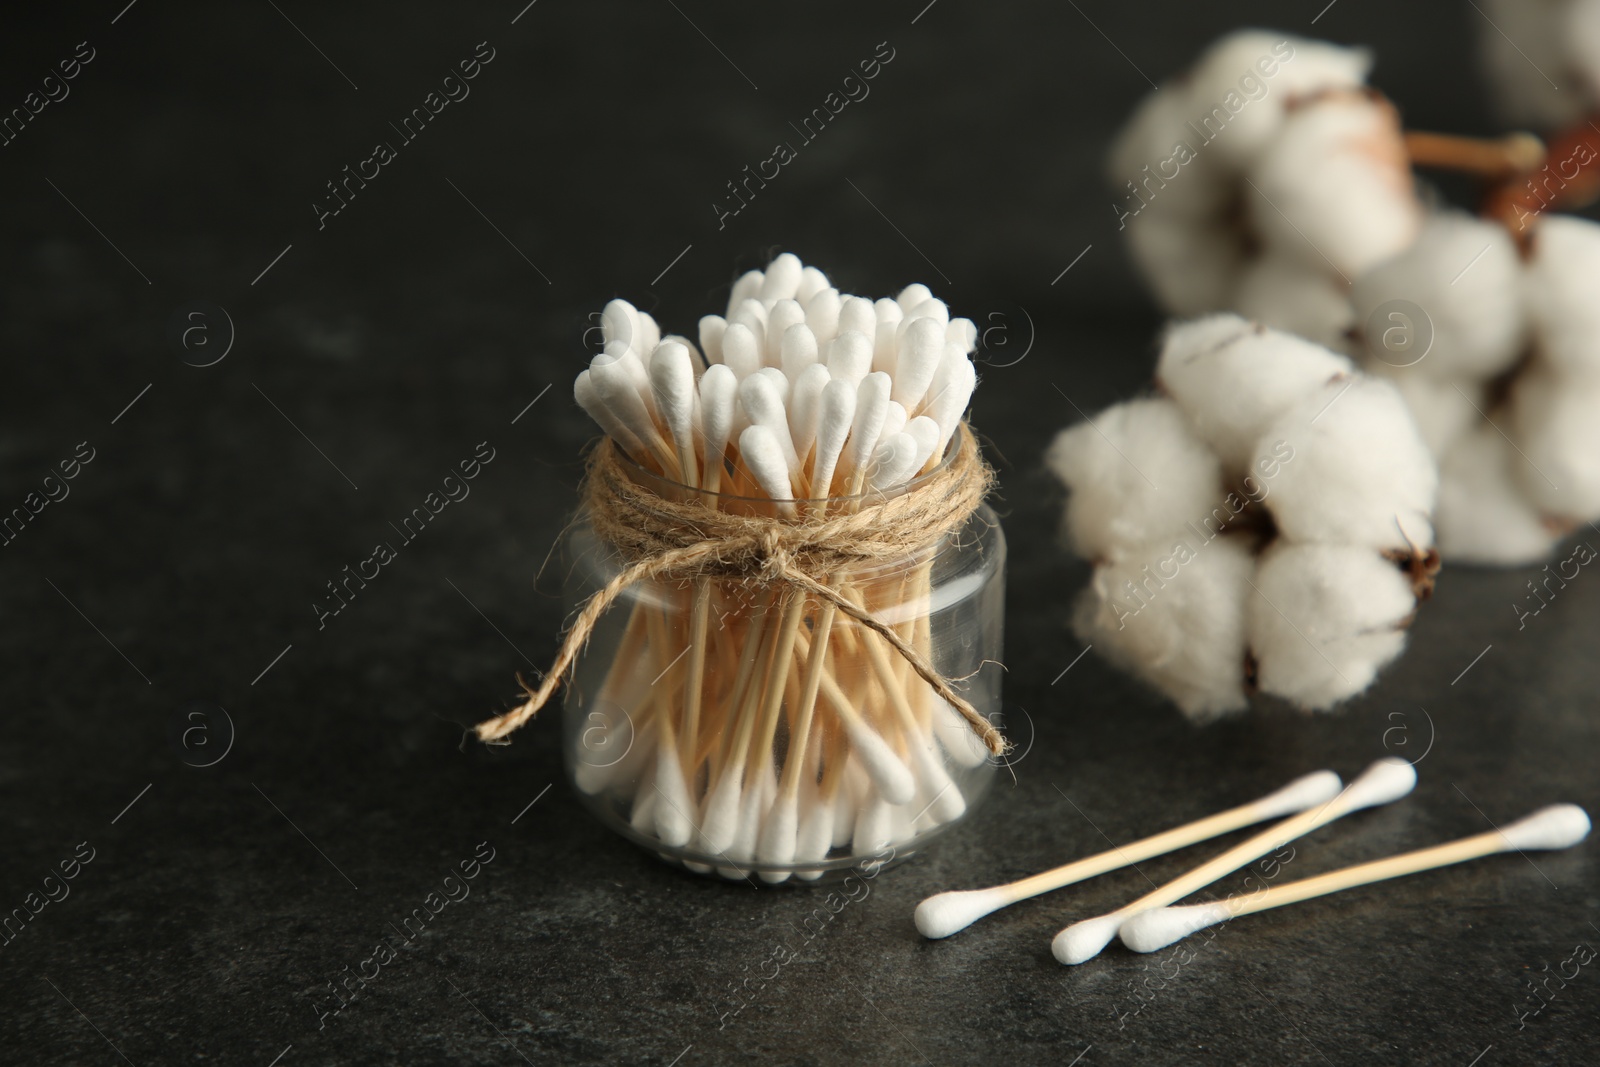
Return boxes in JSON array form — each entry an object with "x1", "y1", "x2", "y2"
[
  {"x1": 1046, "y1": 315, "x2": 1439, "y2": 720},
  {"x1": 1109, "y1": 30, "x2": 1422, "y2": 350},
  {"x1": 1348, "y1": 212, "x2": 1600, "y2": 563}
]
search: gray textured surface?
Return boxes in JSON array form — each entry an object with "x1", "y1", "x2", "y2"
[{"x1": 1, "y1": 2, "x2": 1595, "y2": 1064}]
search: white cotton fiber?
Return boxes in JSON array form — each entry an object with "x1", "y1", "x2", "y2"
[
  {"x1": 1107, "y1": 86, "x2": 1234, "y2": 221},
  {"x1": 1157, "y1": 314, "x2": 1354, "y2": 470},
  {"x1": 1044, "y1": 398, "x2": 1225, "y2": 562},
  {"x1": 1367, "y1": 368, "x2": 1482, "y2": 456},
  {"x1": 1510, "y1": 367, "x2": 1600, "y2": 520},
  {"x1": 1073, "y1": 536, "x2": 1255, "y2": 721},
  {"x1": 1258, "y1": 376, "x2": 1437, "y2": 551},
  {"x1": 1434, "y1": 421, "x2": 1558, "y2": 566},
  {"x1": 1233, "y1": 252, "x2": 1356, "y2": 353},
  {"x1": 1246, "y1": 92, "x2": 1421, "y2": 279},
  {"x1": 1184, "y1": 31, "x2": 1372, "y2": 171},
  {"x1": 1350, "y1": 211, "x2": 1526, "y2": 381},
  {"x1": 1124, "y1": 212, "x2": 1244, "y2": 317},
  {"x1": 1523, "y1": 214, "x2": 1600, "y2": 381},
  {"x1": 1248, "y1": 542, "x2": 1415, "y2": 709}
]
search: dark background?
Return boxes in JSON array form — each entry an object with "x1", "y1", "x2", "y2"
[{"x1": 2, "y1": 2, "x2": 1595, "y2": 1065}]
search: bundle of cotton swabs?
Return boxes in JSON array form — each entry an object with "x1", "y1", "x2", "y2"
[{"x1": 570, "y1": 253, "x2": 985, "y2": 882}]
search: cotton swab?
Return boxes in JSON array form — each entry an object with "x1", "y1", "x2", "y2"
[
  {"x1": 574, "y1": 370, "x2": 647, "y2": 460},
  {"x1": 697, "y1": 364, "x2": 736, "y2": 494},
  {"x1": 728, "y1": 270, "x2": 763, "y2": 315},
  {"x1": 893, "y1": 318, "x2": 946, "y2": 409},
  {"x1": 739, "y1": 374, "x2": 800, "y2": 476},
  {"x1": 759, "y1": 252, "x2": 803, "y2": 302},
  {"x1": 1121, "y1": 804, "x2": 1592, "y2": 953},
  {"x1": 780, "y1": 322, "x2": 819, "y2": 380},
  {"x1": 698, "y1": 314, "x2": 727, "y2": 364},
  {"x1": 810, "y1": 379, "x2": 856, "y2": 499},
  {"x1": 649, "y1": 341, "x2": 699, "y2": 488},
  {"x1": 826, "y1": 330, "x2": 875, "y2": 386},
  {"x1": 839, "y1": 295, "x2": 877, "y2": 338},
  {"x1": 1052, "y1": 758, "x2": 1417, "y2": 964},
  {"x1": 788, "y1": 363, "x2": 831, "y2": 466},
  {"x1": 806, "y1": 288, "x2": 842, "y2": 342},
  {"x1": 721, "y1": 322, "x2": 763, "y2": 381},
  {"x1": 914, "y1": 771, "x2": 1342, "y2": 939},
  {"x1": 739, "y1": 425, "x2": 797, "y2": 517}
]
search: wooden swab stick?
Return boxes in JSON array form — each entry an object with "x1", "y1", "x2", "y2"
[
  {"x1": 1052, "y1": 758, "x2": 1417, "y2": 964},
  {"x1": 915, "y1": 770, "x2": 1343, "y2": 939},
  {"x1": 1121, "y1": 804, "x2": 1591, "y2": 953}
]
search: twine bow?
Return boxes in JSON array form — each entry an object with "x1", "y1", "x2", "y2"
[{"x1": 473, "y1": 421, "x2": 1006, "y2": 756}]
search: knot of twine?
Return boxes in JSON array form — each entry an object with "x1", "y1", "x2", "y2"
[{"x1": 473, "y1": 421, "x2": 1006, "y2": 756}]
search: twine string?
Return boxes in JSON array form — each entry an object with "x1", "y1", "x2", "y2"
[{"x1": 472, "y1": 422, "x2": 1005, "y2": 756}]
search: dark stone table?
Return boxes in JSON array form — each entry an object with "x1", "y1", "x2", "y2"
[{"x1": 2, "y1": 2, "x2": 1594, "y2": 1064}]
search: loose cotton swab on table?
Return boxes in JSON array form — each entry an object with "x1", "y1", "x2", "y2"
[
  {"x1": 1052, "y1": 757, "x2": 1417, "y2": 964},
  {"x1": 914, "y1": 770, "x2": 1343, "y2": 939},
  {"x1": 1120, "y1": 803, "x2": 1591, "y2": 953}
]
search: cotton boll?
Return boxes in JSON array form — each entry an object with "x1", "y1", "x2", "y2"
[
  {"x1": 1258, "y1": 376, "x2": 1437, "y2": 551},
  {"x1": 1435, "y1": 421, "x2": 1559, "y2": 565},
  {"x1": 1476, "y1": 0, "x2": 1590, "y2": 128},
  {"x1": 1044, "y1": 398, "x2": 1226, "y2": 562},
  {"x1": 1073, "y1": 536, "x2": 1255, "y2": 721},
  {"x1": 1157, "y1": 314, "x2": 1354, "y2": 470},
  {"x1": 1124, "y1": 211, "x2": 1246, "y2": 316},
  {"x1": 1350, "y1": 212, "x2": 1526, "y2": 381},
  {"x1": 1233, "y1": 253, "x2": 1356, "y2": 354},
  {"x1": 1107, "y1": 82, "x2": 1235, "y2": 220},
  {"x1": 1367, "y1": 367, "x2": 1483, "y2": 456},
  {"x1": 1248, "y1": 542, "x2": 1415, "y2": 710},
  {"x1": 1509, "y1": 367, "x2": 1600, "y2": 519},
  {"x1": 1184, "y1": 31, "x2": 1372, "y2": 171},
  {"x1": 1246, "y1": 91, "x2": 1421, "y2": 280},
  {"x1": 1524, "y1": 215, "x2": 1600, "y2": 380}
]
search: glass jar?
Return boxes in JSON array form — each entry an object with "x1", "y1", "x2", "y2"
[{"x1": 561, "y1": 458, "x2": 1005, "y2": 884}]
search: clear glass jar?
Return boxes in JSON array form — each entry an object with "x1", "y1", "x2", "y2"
[{"x1": 561, "y1": 458, "x2": 1005, "y2": 884}]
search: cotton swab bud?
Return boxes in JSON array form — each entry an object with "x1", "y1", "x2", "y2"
[
  {"x1": 760, "y1": 252, "x2": 804, "y2": 302},
  {"x1": 728, "y1": 270, "x2": 763, "y2": 315},
  {"x1": 766, "y1": 299, "x2": 807, "y2": 363},
  {"x1": 590, "y1": 353, "x2": 665, "y2": 462},
  {"x1": 795, "y1": 788, "x2": 836, "y2": 875},
  {"x1": 853, "y1": 796, "x2": 895, "y2": 854},
  {"x1": 896, "y1": 283, "x2": 934, "y2": 313},
  {"x1": 720, "y1": 322, "x2": 763, "y2": 381},
  {"x1": 575, "y1": 370, "x2": 647, "y2": 459},
  {"x1": 650, "y1": 341, "x2": 700, "y2": 484},
  {"x1": 905, "y1": 298, "x2": 950, "y2": 327},
  {"x1": 811, "y1": 378, "x2": 856, "y2": 498},
  {"x1": 923, "y1": 350, "x2": 977, "y2": 453},
  {"x1": 868, "y1": 432, "x2": 921, "y2": 492},
  {"x1": 845, "y1": 372, "x2": 893, "y2": 483},
  {"x1": 635, "y1": 312, "x2": 661, "y2": 359},
  {"x1": 893, "y1": 319, "x2": 947, "y2": 409},
  {"x1": 729, "y1": 297, "x2": 767, "y2": 338},
  {"x1": 1120, "y1": 804, "x2": 1591, "y2": 954},
  {"x1": 1045, "y1": 397, "x2": 1225, "y2": 562},
  {"x1": 1259, "y1": 376, "x2": 1437, "y2": 551},
  {"x1": 698, "y1": 364, "x2": 737, "y2": 475},
  {"x1": 875, "y1": 298, "x2": 904, "y2": 328},
  {"x1": 698, "y1": 315, "x2": 727, "y2": 364},
  {"x1": 752, "y1": 366, "x2": 791, "y2": 406},
  {"x1": 839, "y1": 296, "x2": 877, "y2": 338},
  {"x1": 789, "y1": 363, "x2": 831, "y2": 464},
  {"x1": 652, "y1": 740, "x2": 694, "y2": 847},
  {"x1": 757, "y1": 792, "x2": 801, "y2": 871},
  {"x1": 946, "y1": 318, "x2": 978, "y2": 353},
  {"x1": 739, "y1": 373, "x2": 800, "y2": 473},
  {"x1": 904, "y1": 415, "x2": 942, "y2": 473},
  {"x1": 806, "y1": 288, "x2": 842, "y2": 342},
  {"x1": 873, "y1": 321, "x2": 900, "y2": 377},
  {"x1": 601, "y1": 299, "x2": 641, "y2": 353},
  {"x1": 880, "y1": 401, "x2": 909, "y2": 442},
  {"x1": 1156, "y1": 314, "x2": 1353, "y2": 470},
  {"x1": 931, "y1": 699, "x2": 989, "y2": 768},
  {"x1": 780, "y1": 322, "x2": 819, "y2": 380},
  {"x1": 739, "y1": 425, "x2": 797, "y2": 514},
  {"x1": 907, "y1": 737, "x2": 966, "y2": 823},
  {"x1": 1248, "y1": 542, "x2": 1415, "y2": 708},
  {"x1": 826, "y1": 329, "x2": 875, "y2": 385},
  {"x1": 796, "y1": 265, "x2": 830, "y2": 304}
]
